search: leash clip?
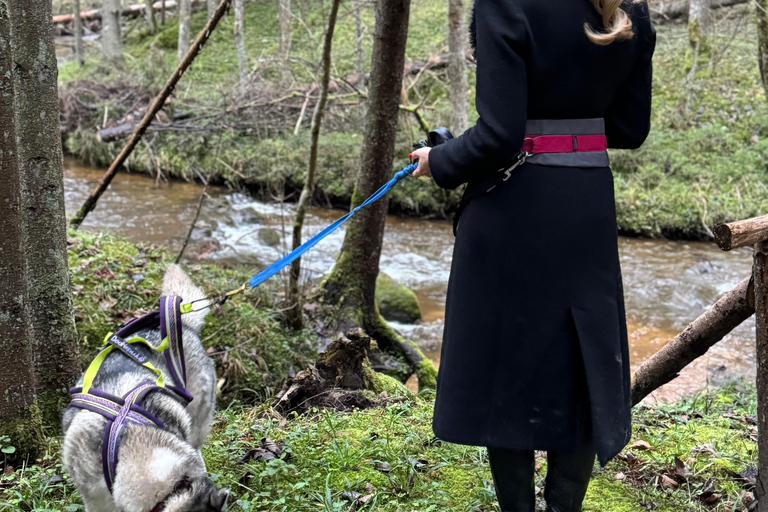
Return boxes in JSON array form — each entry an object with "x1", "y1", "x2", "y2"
[{"x1": 502, "y1": 151, "x2": 531, "y2": 182}]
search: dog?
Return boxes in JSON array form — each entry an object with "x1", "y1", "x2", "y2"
[{"x1": 62, "y1": 265, "x2": 229, "y2": 512}]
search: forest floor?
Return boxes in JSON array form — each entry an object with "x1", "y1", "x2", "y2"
[
  {"x1": 56, "y1": 0, "x2": 768, "y2": 239},
  {"x1": 0, "y1": 232, "x2": 762, "y2": 511}
]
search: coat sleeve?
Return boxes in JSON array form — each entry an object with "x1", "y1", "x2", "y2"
[
  {"x1": 428, "y1": 0, "x2": 529, "y2": 190},
  {"x1": 604, "y1": 3, "x2": 657, "y2": 150}
]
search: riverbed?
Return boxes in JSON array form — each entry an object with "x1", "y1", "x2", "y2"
[{"x1": 64, "y1": 158, "x2": 757, "y2": 401}]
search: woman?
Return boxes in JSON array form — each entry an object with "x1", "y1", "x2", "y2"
[{"x1": 410, "y1": 1, "x2": 655, "y2": 511}]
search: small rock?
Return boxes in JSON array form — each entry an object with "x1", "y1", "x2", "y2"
[
  {"x1": 258, "y1": 228, "x2": 281, "y2": 247},
  {"x1": 615, "y1": 472, "x2": 626, "y2": 481},
  {"x1": 631, "y1": 440, "x2": 652, "y2": 451},
  {"x1": 132, "y1": 274, "x2": 145, "y2": 283}
]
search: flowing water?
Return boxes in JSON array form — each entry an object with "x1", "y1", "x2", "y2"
[{"x1": 64, "y1": 157, "x2": 756, "y2": 401}]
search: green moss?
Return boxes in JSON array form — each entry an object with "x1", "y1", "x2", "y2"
[
  {"x1": 375, "y1": 274, "x2": 421, "y2": 324},
  {"x1": 363, "y1": 363, "x2": 410, "y2": 396},
  {"x1": 416, "y1": 358, "x2": 438, "y2": 390}
]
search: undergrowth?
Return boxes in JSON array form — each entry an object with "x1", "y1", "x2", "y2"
[{"x1": 0, "y1": 382, "x2": 760, "y2": 511}]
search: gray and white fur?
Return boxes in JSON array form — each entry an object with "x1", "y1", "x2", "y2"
[{"x1": 62, "y1": 265, "x2": 228, "y2": 512}]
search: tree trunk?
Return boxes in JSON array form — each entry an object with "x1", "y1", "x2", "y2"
[
  {"x1": 447, "y1": 0, "x2": 468, "y2": 134},
  {"x1": 354, "y1": 0, "x2": 365, "y2": 89},
  {"x1": 758, "y1": 0, "x2": 768, "y2": 99},
  {"x1": 207, "y1": 0, "x2": 216, "y2": 18},
  {"x1": 234, "y1": 0, "x2": 247, "y2": 93},
  {"x1": 318, "y1": 0, "x2": 437, "y2": 390},
  {"x1": 145, "y1": 0, "x2": 157, "y2": 34},
  {"x1": 687, "y1": 0, "x2": 711, "y2": 70},
  {"x1": 278, "y1": 0, "x2": 292, "y2": 82},
  {"x1": 0, "y1": 0, "x2": 81, "y2": 455},
  {"x1": 178, "y1": 0, "x2": 191, "y2": 62},
  {"x1": 161, "y1": 0, "x2": 165, "y2": 24},
  {"x1": 74, "y1": 0, "x2": 84, "y2": 65},
  {"x1": 101, "y1": 0, "x2": 124, "y2": 63},
  {"x1": 756, "y1": 242, "x2": 768, "y2": 512},
  {"x1": 287, "y1": 0, "x2": 341, "y2": 329}
]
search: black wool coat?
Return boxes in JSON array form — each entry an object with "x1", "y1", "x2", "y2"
[{"x1": 428, "y1": 0, "x2": 655, "y2": 466}]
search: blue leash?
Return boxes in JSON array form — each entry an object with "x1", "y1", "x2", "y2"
[
  {"x1": 249, "y1": 163, "x2": 417, "y2": 288},
  {"x1": 183, "y1": 163, "x2": 417, "y2": 313}
]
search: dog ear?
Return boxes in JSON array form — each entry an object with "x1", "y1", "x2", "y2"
[
  {"x1": 162, "y1": 264, "x2": 208, "y2": 333},
  {"x1": 209, "y1": 487, "x2": 229, "y2": 511}
]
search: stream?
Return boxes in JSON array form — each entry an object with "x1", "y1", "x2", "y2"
[{"x1": 63, "y1": 157, "x2": 757, "y2": 401}]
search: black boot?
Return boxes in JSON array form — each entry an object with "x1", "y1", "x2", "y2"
[
  {"x1": 544, "y1": 442, "x2": 595, "y2": 512},
  {"x1": 487, "y1": 447, "x2": 536, "y2": 512}
]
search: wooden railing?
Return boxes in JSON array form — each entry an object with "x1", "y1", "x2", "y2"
[{"x1": 630, "y1": 213, "x2": 768, "y2": 511}]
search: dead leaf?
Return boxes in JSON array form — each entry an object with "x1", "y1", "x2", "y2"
[
  {"x1": 704, "y1": 493, "x2": 721, "y2": 504},
  {"x1": 631, "y1": 440, "x2": 652, "y2": 451},
  {"x1": 374, "y1": 461, "x2": 391, "y2": 473},
  {"x1": 99, "y1": 297, "x2": 117, "y2": 310},
  {"x1": 740, "y1": 466, "x2": 757, "y2": 486},
  {"x1": 615, "y1": 472, "x2": 626, "y2": 481},
  {"x1": 691, "y1": 444, "x2": 718, "y2": 457},
  {"x1": 660, "y1": 475, "x2": 679, "y2": 489},
  {"x1": 674, "y1": 457, "x2": 688, "y2": 481},
  {"x1": 3, "y1": 465, "x2": 13, "y2": 477}
]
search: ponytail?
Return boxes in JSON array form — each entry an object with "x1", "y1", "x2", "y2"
[{"x1": 585, "y1": 0, "x2": 642, "y2": 45}]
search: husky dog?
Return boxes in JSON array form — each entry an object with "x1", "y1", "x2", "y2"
[{"x1": 62, "y1": 265, "x2": 229, "y2": 512}]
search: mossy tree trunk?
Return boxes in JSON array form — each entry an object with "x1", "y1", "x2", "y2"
[
  {"x1": 288, "y1": 0, "x2": 341, "y2": 329},
  {"x1": 318, "y1": 0, "x2": 437, "y2": 390},
  {"x1": 144, "y1": 0, "x2": 157, "y2": 35},
  {"x1": 447, "y1": 0, "x2": 468, "y2": 134},
  {"x1": 178, "y1": 0, "x2": 191, "y2": 62},
  {"x1": 101, "y1": 0, "x2": 124, "y2": 63},
  {"x1": 0, "y1": 0, "x2": 81, "y2": 455},
  {"x1": 758, "y1": 0, "x2": 768, "y2": 99},
  {"x1": 687, "y1": 0, "x2": 711, "y2": 72}
]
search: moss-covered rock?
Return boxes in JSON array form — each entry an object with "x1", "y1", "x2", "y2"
[
  {"x1": 375, "y1": 274, "x2": 421, "y2": 324},
  {"x1": 258, "y1": 228, "x2": 281, "y2": 247}
]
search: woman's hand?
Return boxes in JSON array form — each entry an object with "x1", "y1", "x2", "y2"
[{"x1": 410, "y1": 147, "x2": 432, "y2": 178}]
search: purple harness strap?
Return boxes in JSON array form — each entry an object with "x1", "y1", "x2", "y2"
[{"x1": 68, "y1": 296, "x2": 193, "y2": 493}]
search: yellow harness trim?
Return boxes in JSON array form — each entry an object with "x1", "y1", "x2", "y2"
[{"x1": 81, "y1": 334, "x2": 171, "y2": 394}]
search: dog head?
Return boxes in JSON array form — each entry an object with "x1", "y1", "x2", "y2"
[{"x1": 113, "y1": 427, "x2": 229, "y2": 512}]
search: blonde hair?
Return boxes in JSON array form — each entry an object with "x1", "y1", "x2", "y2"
[{"x1": 585, "y1": 0, "x2": 642, "y2": 45}]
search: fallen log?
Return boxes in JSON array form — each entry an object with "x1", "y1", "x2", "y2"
[
  {"x1": 630, "y1": 276, "x2": 755, "y2": 406},
  {"x1": 51, "y1": 0, "x2": 205, "y2": 23},
  {"x1": 715, "y1": 214, "x2": 768, "y2": 251},
  {"x1": 651, "y1": 0, "x2": 749, "y2": 22},
  {"x1": 69, "y1": 0, "x2": 232, "y2": 229}
]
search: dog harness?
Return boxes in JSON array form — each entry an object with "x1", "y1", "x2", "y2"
[
  {"x1": 68, "y1": 296, "x2": 193, "y2": 493},
  {"x1": 453, "y1": 118, "x2": 610, "y2": 235}
]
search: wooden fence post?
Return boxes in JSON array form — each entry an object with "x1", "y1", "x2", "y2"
[{"x1": 755, "y1": 240, "x2": 768, "y2": 510}]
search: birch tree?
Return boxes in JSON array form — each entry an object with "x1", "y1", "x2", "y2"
[
  {"x1": 101, "y1": 0, "x2": 124, "y2": 62},
  {"x1": 288, "y1": 0, "x2": 342, "y2": 329},
  {"x1": 447, "y1": 0, "x2": 468, "y2": 134},
  {"x1": 178, "y1": 0, "x2": 191, "y2": 62},
  {"x1": 0, "y1": 0, "x2": 81, "y2": 453},
  {"x1": 234, "y1": 0, "x2": 248, "y2": 93},
  {"x1": 278, "y1": 0, "x2": 292, "y2": 81},
  {"x1": 318, "y1": 0, "x2": 436, "y2": 390}
]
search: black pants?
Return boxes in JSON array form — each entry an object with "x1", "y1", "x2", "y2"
[{"x1": 487, "y1": 441, "x2": 595, "y2": 512}]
